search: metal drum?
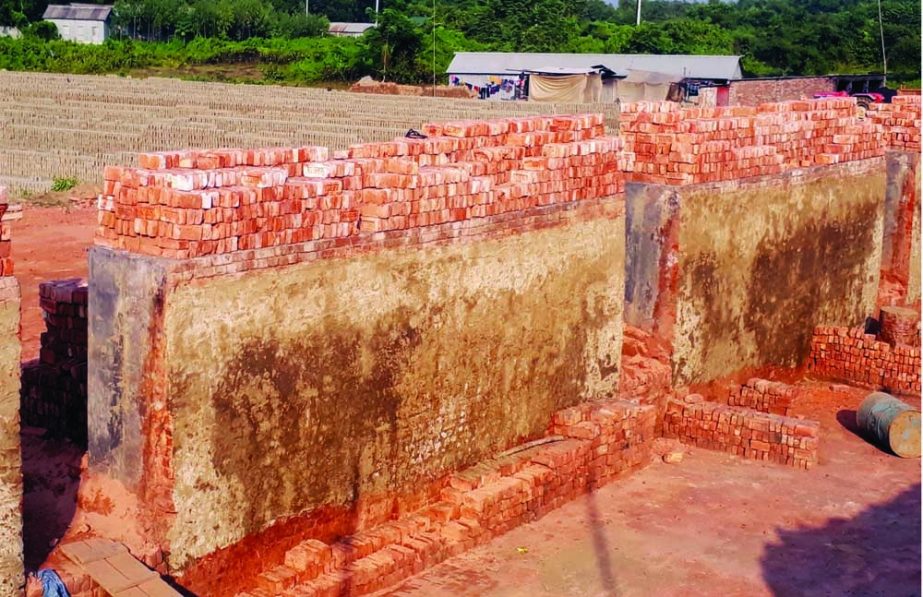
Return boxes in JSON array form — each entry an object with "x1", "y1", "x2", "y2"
[{"x1": 857, "y1": 392, "x2": 921, "y2": 458}]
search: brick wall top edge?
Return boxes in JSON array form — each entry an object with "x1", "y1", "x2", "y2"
[
  {"x1": 95, "y1": 113, "x2": 627, "y2": 260},
  {"x1": 96, "y1": 194, "x2": 624, "y2": 281},
  {"x1": 0, "y1": 186, "x2": 12, "y2": 277},
  {"x1": 95, "y1": 99, "x2": 921, "y2": 259}
]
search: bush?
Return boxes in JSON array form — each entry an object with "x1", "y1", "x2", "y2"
[
  {"x1": 51, "y1": 177, "x2": 79, "y2": 192},
  {"x1": 22, "y1": 20, "x2": 60, "y2": 41}
]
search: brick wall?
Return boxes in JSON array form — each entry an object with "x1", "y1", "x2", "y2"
[
  {"x1": 87, "y1": 114, "x2": 633, "y2": 577},
  {"x1": 77, "y1": 100, "x2": 922, "y2": 590},
  {"x1": 727, "y1": 77, "x2": 834, "y2": 107},
  {"x1": 868, "y1": 96, "x2": 922, "y2": 152},
  {"x1": 619, "y1": 98, "x2": 884, "y2": 186},
  {"x1": 95, "y1": 114, "x2": 627, "y2": 260},
  {"x1": 228, "y1": 399, "x2": 655, "y2": 597},
  {"x1": 807, "y1": 325, "x2": 921, "y2": 395},
  {"x1": 21, "y1": 279, "x2": 88, "y2": 445},
  {"x1": 663, "y1": 395, "x2": 818, "y2": 469},
  {"x1": 0, "y1": 187, "x2": 14, "y2": 276},
  {"x1": 0, "y1": 186, "x2": 23, "y2": 595},
  {"x1": 726, "y1": 378, "x2": 797, "y2": 416}
]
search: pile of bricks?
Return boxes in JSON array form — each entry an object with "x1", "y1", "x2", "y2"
[
  {"x1": 238, "y1": 399, "x2": 654, "y2": 597},
  {"x1": 807, "y1": 325, "x2": 921, "y2": 396},
  {"x1": 726, "y1": 378, "x2": 798, "y2": 416},
  {"x1": 0, "y1": 186, "x2": 17, "y2": 276},
  {"x1": 21, "y1": 279, "x2": 88, "y2": 444},
  {"x1": 95, "y1": 114, "x2": 628, "y2": 259},
  {"x1": 867, "y1": 95, "x2": 922, "y2": 151},
  {"x1": 663, "y1": 395, "x2": 819, "y2": 469},
  {"x1": 619, "y1": 98, "x2": 884, "y2": 185}
]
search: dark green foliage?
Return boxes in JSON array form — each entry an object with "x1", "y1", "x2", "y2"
[{"x1": 0, "y1": 0, "x2": 918, "y2": 84}]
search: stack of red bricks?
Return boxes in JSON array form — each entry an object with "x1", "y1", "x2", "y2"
[
  {"x1": 663, "y1": 394, "x2": 819, "y2": 469},
  {"x1": 95, "y1": 114, "x2": 628, "y2": 259},
  {"x1": 237, "y1": 399, "x2": 654, "y2": 597},
  {"x1": 867, "y1": 95, "x2": 922, "y2": 151},
  {"x1": 619, "y1": 98, "x2": 884, "y2": 185},
  {"x1": 0, "y1": 186, "x2": 15, "y2": 276},
  {"x1": 807, "y1": 325, "x2": 921, "y2": 395},
  {"x1": 21, "y1": 278, "x2": 89, "y2": 444},
  {"x1": 726, "y1": 378, "x2": 798, "y2": 416}
]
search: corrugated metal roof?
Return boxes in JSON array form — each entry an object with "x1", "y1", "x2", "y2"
[
  {"x1": 447, "y1": 52, "x2": 742, "y2": 80},
  {"x1": 328, "y1": 22, "x2": 376, "y2": 35},
  {"x1": 43, "y1": 3, "x2": 112, "y2": 21}
]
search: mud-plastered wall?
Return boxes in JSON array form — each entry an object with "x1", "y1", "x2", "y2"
[
  {"x1": 160, "y1": 208, "x2": 623, "y2": 566},
  {"x1": 87, "y1": 113, "x2": 627, "y2": 572},
  {"x1": 0, "y1": 186, "x2": 23, "y2": 595},
  {"x1": 672, "y1": 161, "x2": 884, "y2": 384}
]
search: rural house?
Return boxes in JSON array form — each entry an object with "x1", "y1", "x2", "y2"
[{"x1": 43, "y1": 3, "x2": 112, "y2": 44}]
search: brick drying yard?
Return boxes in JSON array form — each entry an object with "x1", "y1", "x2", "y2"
[{"x1": 0, "y1": 73, "x2": 920, "y2": 596}]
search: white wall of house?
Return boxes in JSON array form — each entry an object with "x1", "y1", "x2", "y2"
[{"x1": 48, "y1": 18, "x2": 108, "y2": 44}]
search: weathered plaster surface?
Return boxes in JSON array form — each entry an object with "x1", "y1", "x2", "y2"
[
  {"x1": 0, "y1": 280, "x2": 23, "y2": 595},
  {"x1": 905, "y1": 155, "x2": 921, "y2": 304},
  {"x1": 88, "y1": 248, "x2": 169, "y2": 490},
  {"x1": 883, "y1": 150, "x2": 921, "y2": 303},
  {"x1": 161, "y1": 215, "x2": 625, "y2": 566},
  {"x1": 674, "y1": 166, "x2": 885, "y2": 384}
]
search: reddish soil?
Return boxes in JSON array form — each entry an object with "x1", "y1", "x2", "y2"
[
  {"x1": 13, "y1": 206, "x2": 96, "y2": 359},
  {"x1": 379, "y1": 382, "x2": 921, "y2": 597}
]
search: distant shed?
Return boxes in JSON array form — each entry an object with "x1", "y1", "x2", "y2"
[
  {"x1": 447, "y1": 52, "x2": 742, "y2": 101},
  {"x1": 43, "y1": 3, "x2": 112, "y2": 44},
  {"x1": 328, "y1": 22, "x2": 375, "y2": 37}
]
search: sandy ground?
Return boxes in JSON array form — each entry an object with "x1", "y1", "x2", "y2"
[
  {"x1": 13, "y1": 205, "x2": 96, "y2": 360},
  {"x1": 379, "y1": 383, "x2": 921, "y2": 597}
]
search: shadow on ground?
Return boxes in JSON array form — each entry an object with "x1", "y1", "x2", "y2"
[
  {"x1": 22, "y1": 429, "x2": 84, "y2": 571},
  {"x1": 762, "y1": 483, "x2": 921, "y2": 596}
]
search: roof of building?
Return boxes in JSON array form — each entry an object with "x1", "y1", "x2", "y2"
[
  {"x1": 447, "y1": 52, "x2": 743, "y2": 81},
  {"x1": 328, "y1": 22, "x2": 376, "y2": 35},
  {"x1": 43, "y1": 3, "x2": 113, "y2": 21}
]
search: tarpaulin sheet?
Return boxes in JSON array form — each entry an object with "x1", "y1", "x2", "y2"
[{"x1": 530, "y1": 73, "x2": 602, "y2": 103}]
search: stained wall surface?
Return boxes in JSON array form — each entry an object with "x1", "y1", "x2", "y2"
[
  {"x1": 90, "y1": 206, "x2": 625, "y2": 569},
  {"x1": 0, "y1": 278, "x2": 22, "y2": 595},
  {"x1": 672, "y1": 161, "x2": 885, "y2": 384}
]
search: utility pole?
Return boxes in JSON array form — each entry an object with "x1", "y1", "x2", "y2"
[
  {"x1": 305, "y1": 0, "x2": 308, "y2": 15},
  {"x1": 877, "y1": 0, "x2": 888, "y2": 84},
  {"x1": 636, "y1": 0, "x2": 641, "y2": 26}
]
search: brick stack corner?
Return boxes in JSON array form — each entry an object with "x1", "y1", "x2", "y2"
[
  {"x1": 808, "y1": 325, "x2": 921, "y2": 395},
  {"x1": 21, "y1": 278, "x2": 88, "y2": 444}
]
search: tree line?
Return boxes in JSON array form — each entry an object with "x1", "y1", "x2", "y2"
[{"x1": 0, "y1": 0, "x2": 919, "y2": 84}]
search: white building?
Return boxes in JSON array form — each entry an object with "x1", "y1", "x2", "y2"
[{"x1": 43, "y1": 3, "x2": 112, "y2": 44}]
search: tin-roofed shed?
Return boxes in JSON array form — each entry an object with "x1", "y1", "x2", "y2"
[{"x1": 42, "y1": 3, "x2": 112, "y2": 44}]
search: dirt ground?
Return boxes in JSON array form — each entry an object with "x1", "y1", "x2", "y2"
[
  {"x1": 13, "y1": 205, "x2": 96, "y2": 360},
  {"x1": 378, "y1": 382, "x2": 921, "y2": 597}
]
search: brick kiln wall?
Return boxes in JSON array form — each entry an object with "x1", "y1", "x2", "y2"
[
  {"x1": 87, "y1": 114, "x2": 632, "y2": 573},
  {"x1": 727, "y1": 77, "x2": 835, "y2": 107},
  {"x1": 0, "y1": 186, "x2": 23, "y2": 595},
  {"x1": 663, "y1": 395, "x2": 818, "y2": 469},
  {"x1": 81, "y1": 99, "x2": 921, "y2": 585},
  {"x1": 21, "y1": 279, "x2": 88, "y2": 445},
  {"x1": 622, "y1": 96, "x2": 921, "y2": 385},
  {"x1": 807, "y1": 326, "x2": 921, "y2": 396}
]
